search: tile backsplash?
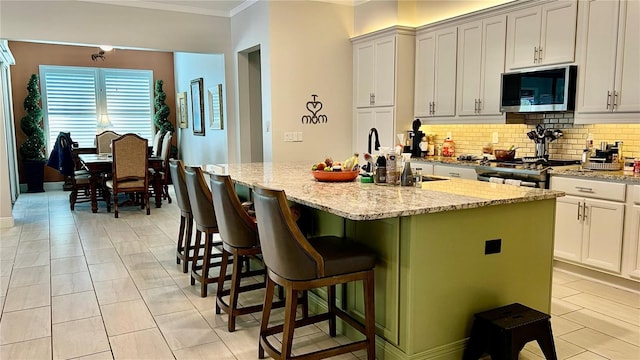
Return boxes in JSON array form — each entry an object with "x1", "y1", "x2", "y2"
[{"x1": 419, "y1": 113, "x2": 640, "y2": 160}]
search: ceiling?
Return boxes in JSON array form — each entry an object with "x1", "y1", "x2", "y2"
[
  {"x1": 80, "y1": 0, "x2": 252, "y2": 17},
  {"x1": 81, "y1": 0, "x2": 358, "y2": 17}
]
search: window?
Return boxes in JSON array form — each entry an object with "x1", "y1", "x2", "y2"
[{"x1": 40, "y1": 65, "x2": 154, "y2": 151}]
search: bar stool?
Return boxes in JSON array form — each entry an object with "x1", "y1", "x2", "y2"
[
  {"x1": 464, "y1": 302, "x2": 557, "y2": 360},
  {"x1": 183, "y1": 165, "x2": 226, "y2": 297},
  {"x1": 252, "y1": 184, "x2": 377, "y2": 360},
  {"x1": 209, "y1": 174, "x2": 284, "y2": 331},
  {"x1": 168, "y1": 159, "x2": 193, "y2": 273}
]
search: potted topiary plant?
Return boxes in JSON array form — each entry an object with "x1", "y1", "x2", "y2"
[
  {"x1": 19, "y1": 74, "x2": 46, "y2": 193},
  {"x1": 154, "y1": 79, "x2": 175, "y2": 134}
]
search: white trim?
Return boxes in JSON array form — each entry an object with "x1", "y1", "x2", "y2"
[{"x1": 0, "y1": 216, "x2": 14, "y2": 228}]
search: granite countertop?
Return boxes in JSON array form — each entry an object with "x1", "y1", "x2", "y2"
[
  {"x1": 205, "y1": 162, "x2": 564, "y2": 221},
  {"x1": 550, "y1": 168, "x2": 640, "y2": 184}
]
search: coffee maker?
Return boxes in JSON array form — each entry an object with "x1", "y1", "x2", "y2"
[{"x1": 410, "y1": 119, "x2": 423, "y2": 158}]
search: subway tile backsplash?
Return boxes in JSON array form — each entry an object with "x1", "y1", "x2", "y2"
[{"x1": 419, "y1": 113, "x2": 640, "y2": 160}]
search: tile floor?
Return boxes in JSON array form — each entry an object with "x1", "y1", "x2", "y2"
[{"x1": 0, "y1": 189, "x2": 638, "y2": 359}]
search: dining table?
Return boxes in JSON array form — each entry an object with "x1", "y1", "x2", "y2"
[{"x1": 78, "y1": 153, "x2": 164, "y2": 213}]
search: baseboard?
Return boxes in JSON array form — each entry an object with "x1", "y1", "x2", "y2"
[
  {"x1": 19, "y1": 181, "x2": 65, "y2": 193},
  {"x1": 0, "y1": 216, "x2": 14, "y2": 228},
  {"x1": 554, "y1": 260, "x2": 640, "y2": 293}
]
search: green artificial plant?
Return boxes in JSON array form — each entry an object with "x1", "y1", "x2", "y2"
[
  {"x1": 154, "y1": 79, "x2": 175, "y2": 133},
  {"x1": 19, "y1": 74, "x2": 46, "y2": 161}
]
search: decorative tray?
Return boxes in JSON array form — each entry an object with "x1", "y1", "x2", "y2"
[
  {"x1": 582, "y1": 162, "x2": 623, "y2": 171},
  {"x1": 311, "y1": 170, "x2": 359, "y2": 182}
]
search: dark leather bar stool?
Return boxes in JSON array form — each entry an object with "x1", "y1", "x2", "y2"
[
  {"x1": 253, "y1": 184, "x2": 377, "y2": 360},
  {"x1": 210, "y1": 173, "x2": 288, "y2": 331},
  {"x1": 464, "y1": 302, "x2": 557, "y2": 360},
  {"x1": 183, "y1": 165, "x2": 226, "y2": 297},
  {"x1": 168, "y1": 159, "x2": 194, "y2": 273}
]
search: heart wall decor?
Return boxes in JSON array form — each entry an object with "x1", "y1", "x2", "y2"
[{"x1": 301, "y1": 94, "x2": 328, "y2": 124}]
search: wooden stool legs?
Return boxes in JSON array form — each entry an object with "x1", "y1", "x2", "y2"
[{"x1": 176, "y1": 212, "x2": 193, "y2": 273}]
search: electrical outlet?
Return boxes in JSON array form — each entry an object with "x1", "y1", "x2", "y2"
[
  {"x1": 284, "y1": 132, "x2": 293, "y2": 142},
  {"x1": 446, "y1": 132, "x2": 452, "y2": 139},
  {"x1": 297, "y1": 132, "x2": 303, "y2": 142},
  {"x1": 265, "y1": 121, "x2": 271, "y2": 133},
  {"x1": 492, "y1": 132, "x2": 499, "y2": 144},
  {"x1": 485, "y1": 239, "x2": 502, "y2": 255}
]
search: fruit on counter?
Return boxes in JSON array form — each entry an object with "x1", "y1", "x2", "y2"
[
  {"x1": 312, "y1": 154, "x2": 359, "y2": 172},
  {"x1": 342, "y1": 153, "x2": 359, "y2": 171}
]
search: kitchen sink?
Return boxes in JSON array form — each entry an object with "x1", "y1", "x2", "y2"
[{"x1": 422, "y1": 175, "x2": 449, "y2": 182}]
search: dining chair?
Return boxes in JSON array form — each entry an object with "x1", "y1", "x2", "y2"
[
  {"x1": 151, "y1": 130, "x2": 163, "y2": 157},
  {"x1": 253, "y1": 184, "x2": 377, "y2": 360},
  {"x1": 210, "y1": 173, "x2": 287, "y2": 332},
  {"x1": 95, "y1": 130, "x2": 120, "y2": 154},
  {"x1": 105, "y1": 133, "x2": 150, "y2": 218},
  {"x1": 150, "y1": 131, "x2": 172, "y2": 203},
  {"x1": 168, "y1": 159, "x2": 194, "y2": 273},
  {"x1": 183, "y1": 165, "x2": 226, "y2": 297}
]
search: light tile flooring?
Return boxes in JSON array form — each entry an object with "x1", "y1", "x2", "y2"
[{"x1": 0, "y1": 189, "x2": 638, "y2": 359}]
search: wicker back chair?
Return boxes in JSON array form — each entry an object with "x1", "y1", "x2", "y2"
[
  {"x1": 95, "y1": 130, "x2": 120, "y2": 154},
  {"x1": 105, "y1": 133, "x2": 149, "y2": 218}
]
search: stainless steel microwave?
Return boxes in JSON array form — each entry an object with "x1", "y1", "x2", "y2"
[{"x1": 500, "y1": 65, "x2": 577, "y2": 113}]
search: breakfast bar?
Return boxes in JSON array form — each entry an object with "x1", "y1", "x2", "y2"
[{"x1": 208, "y1": 162, "x2": 564, "y2": 360}]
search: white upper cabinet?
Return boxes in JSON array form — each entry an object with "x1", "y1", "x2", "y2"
[
  {"x1": 354, "y1": 36, "x2": 396, "y2": 108},
  {"x1": 414, "y1": 27, "x2": 457, "y2": 118},
  {"x1": 505, "y1": 1, "x2": 577, "y2": 70},
  {"x1": 352, "y1": 27, "x2": 415, "y2": 155},
  {"x1": 457, "y1": 15, "x2": 506, "y2": 117},
  {"x1": 575, "y1": 0, "x2": 640, "y2": 120}
]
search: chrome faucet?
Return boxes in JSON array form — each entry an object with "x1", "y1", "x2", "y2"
[{"x1": 368, "y1": 128, "x2": 380, "y2": 155}]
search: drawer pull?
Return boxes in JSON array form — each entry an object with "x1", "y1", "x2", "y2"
[
  {"x1": 577, "y1": 201, "x2": 581, "y2": 220},
  {"x1": 575, "y1": 186, "x2": 594, "y2": 193},
  {"x1": 449, "y1": 172, "x2": 460, "y2": 177}
]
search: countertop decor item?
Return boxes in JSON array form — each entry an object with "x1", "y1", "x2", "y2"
[
  {"x1": 494, "y1": 149, "x2": 516, "y2": 161},
  {"x1": 311, "y1": 169, "x2": 359, "y2": 182}
]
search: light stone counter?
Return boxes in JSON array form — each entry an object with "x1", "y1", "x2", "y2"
[
  {"x1": 209, "y1": 162, "x2": 563, "y2": 221},
  {"x1": 550, "y1": 168, "x2": 640, "y2": 184}
]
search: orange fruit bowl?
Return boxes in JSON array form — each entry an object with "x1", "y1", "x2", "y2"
[{"x1": 311, "y1": 170, "x2": 359, "y2": 182}]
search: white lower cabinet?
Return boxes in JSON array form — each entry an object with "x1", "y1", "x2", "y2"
[
  {"x1": 433, "y1": 164, "x2": 477, "y2": 180},
  {"x1": 623, "y1": 185, "x2": 640, "y2": 280},
  {"x1": 551, "y1": 177, "x2": 625, "y2": 273},
  {"x1": 629, "y1": 204, "x2": 640, "y2": 279}
]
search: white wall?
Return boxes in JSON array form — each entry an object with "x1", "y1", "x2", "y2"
[
  {"x1": 174, "y1": 53, "x2": 228, "y2": 167},
  {"x1": 269, "y1": 1, "x2": 354, "y2": 162},
  {"x1": 231, "y1": 0, "x2": 272, "y2": 163}
]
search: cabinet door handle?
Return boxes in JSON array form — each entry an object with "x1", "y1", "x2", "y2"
[
  {"x1": 477, "y1": 99, "x2": 482, "y2": 113},
  {"x1": 607, "y1": 91, "x2": 612, "y2": 109},
  {"x1": 538, "y1": 47, "x2": 543, "y2": 62},
  {"x1": 370, "y1": 93, "x2": 375, "y2": 105},
  {"x1": 583, "y1": 202, "x2": 588, "y2": 221},
  {"x1": 577, "y1": 201, "x2": 581, "y2": 221},
  {"x1": 431, "y1": 102, "x2": 436, "y2": 115},
  {"x1": 613, "y1": 90, "x2": 618, "y2": 110},
  {"x1": 575, "y1": 186, "x2": 594, "y2": 193},
  {"x1": 534, "y1": 47, "x2": 538, "y2": 63}
]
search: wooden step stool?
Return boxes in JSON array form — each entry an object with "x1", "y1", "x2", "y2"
[{"x1": 463, "y1": 302, "x2": 557, "y2": 360}]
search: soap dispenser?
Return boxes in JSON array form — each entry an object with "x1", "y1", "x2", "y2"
[{"x1": 400, "y1": 153, "x2": 414, "y2": 186}]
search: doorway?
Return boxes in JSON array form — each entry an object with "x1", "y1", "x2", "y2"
[{"x1": 238, "y1": 46, "x2": 264, "y2": 163}]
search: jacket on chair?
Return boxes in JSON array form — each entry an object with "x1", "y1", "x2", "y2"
[{"x1": 47, "y1": 132, "x2": 75, "y2": 176}]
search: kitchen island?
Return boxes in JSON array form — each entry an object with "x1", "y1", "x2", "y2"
[{"x1": 207, "y1": 162, "x2": 564, "y2": 360}]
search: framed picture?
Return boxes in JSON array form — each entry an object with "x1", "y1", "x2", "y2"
[
  {"x1": 176, "y1": 92, "x2": 188, "y2": 128},
  {"x1": 208, "y1": 84, "x2": 223, "y2": 130},
  {"x1": 190, "y1": 78, "x2": 204, "y2": 136}
]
